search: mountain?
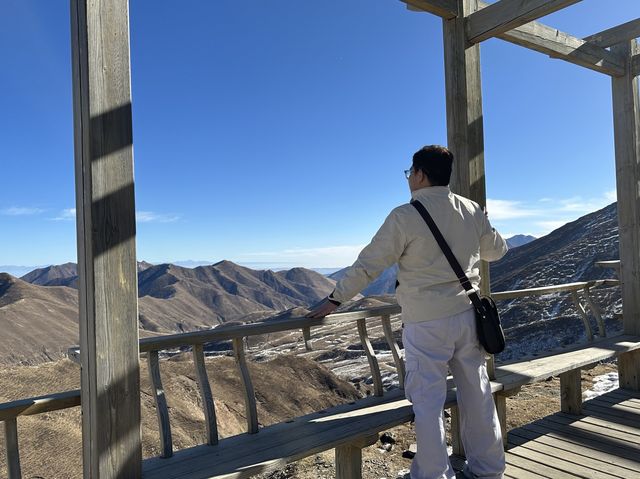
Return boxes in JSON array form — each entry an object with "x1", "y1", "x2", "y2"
[
  {"x1": 0, "y1": 273, "x2": 80, "y2": 365},
  {"x1": 20, "y1": 261, "x2": 154, "y2": 288},
  {"x1": 506, "y1": 234, "x2": 536, "y2": 249},
  {"x1": 490, "y1": 202, "x2": 621, "y2": 360},
  {"x1": 21, "y1": 262, "x2": 78, "y2": 288},
  {"x1": 137, "y1": 261, "x2": 335, "y2": 330}
]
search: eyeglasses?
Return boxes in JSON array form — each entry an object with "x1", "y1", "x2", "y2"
[{"x1": 404, "y1": 168, "x2": 412, "y2": 179}]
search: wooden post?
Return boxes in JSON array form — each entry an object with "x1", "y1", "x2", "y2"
[
  {"x1": 70, "y1": 0, "x2": 141, "y2": 476},
  {"x1": 494, "y1": 394, "x2": 508, "y2": 449},
  {"x1": 449, "y1": 405, "x2": 465, "y2": 456},
  {"x1": 443, "y1": 0, "x2": 495, "y2": 382},
  {"x1": 335, "y1": 435, "x2": 378, "y2": 479},
  {"x1": 560, "y1": 369, "x2": 582, "y2": 414},
  {"x1": 611, "y1": 39, "x2": 640, "y2": 390},
  {"x1": 4, "y1": 418, "x2": 22, "y2": 479}
]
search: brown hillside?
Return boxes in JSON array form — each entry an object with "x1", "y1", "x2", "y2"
[{"x1": 0, "y1": 354, "x2": 359, "y2": 479}]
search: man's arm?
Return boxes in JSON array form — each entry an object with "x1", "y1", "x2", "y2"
[
  {"x1": 306, "y1": 208, "x2": 407, "y2": 318},
  {"x1": 479, "y1": 211, "x2": 508, "y2": 262}
]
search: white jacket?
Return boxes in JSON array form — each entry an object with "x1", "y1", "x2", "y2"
[{"x1": 332, "y1": 186, "x2": 508, "y2": 323}]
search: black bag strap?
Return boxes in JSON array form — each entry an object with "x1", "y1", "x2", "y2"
[{"x1": 410, "y1": 200, "x2": 484, "y2": 310}]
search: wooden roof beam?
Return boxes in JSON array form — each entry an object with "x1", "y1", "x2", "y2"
[
  {"x1": 494, "y1": 15, "x2": 626, "y2": 77},
  {"x1": 402, "y1": 0, "x2": 625, "y2": 76},
  {"x1": 583, "y1": 19, "x2": 640, "y2": 48},
  {"x1": 466, "y1": 0, "x2": 582, "y2": 45},
  {"x1": 402, "y1": 0, "x2": 457, "y2": 19}
]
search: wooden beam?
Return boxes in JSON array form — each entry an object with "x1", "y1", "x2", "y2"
[
  {"x1": 404, "y1": 0, "x2": 625, "y2": 76},
  {"x1": 490, "y1": 10, "x2": 626, "y2": 76},
  {"x1": 583, "y1": 18, "x2": 640, "y2": 48},
  {"x1": 70, "y1": 0, "x2": 142, "y2": 477},
  {"x1": 466, "y1": 0, "x2": 581, "y2": 45},
  {"x1": 401, "y1": 0, "x2": 458, "y2": 19},
  {"x1": 611, "y1": 39, "x2": 640, "y2": 387}
]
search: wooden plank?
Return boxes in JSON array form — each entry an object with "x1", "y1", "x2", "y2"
[
  {"x1": 193, "y1": 344, "x2": 218, "y2": 446},
  {"x1": 521, "y1": 421, "x2": 640, "y2": 462},
  {"x1": 466, "y1": 0, "x2": 581, "y2": 45},
  {"x1": 541, "y1": 415, "x2": 640, "y2": 446},
  {"x1": 0, "y1": 390, "x2": 81, "y2": 421},
  {"x1": 510, "y1": 426, "x2": 640, "y2": 473},
  {"x1": 557, "y1": 411, "x2": 640, "y2": 438},
  {"x1": 70, "y1": 0, "x2": 142, "y2": 476},
  {"x1": 357, "y1": 318, "x2": 383, "y2": 397},
  {"x1": 582, "y1": 402, "x2": 640, "y2": 428},
  {"x1": 233, "y1": 338, "x2": 259, "y2": 434},
  {"x1": 611, "y1": 41, "x2": 640, "y2": 351},
  {"x1": 508, "y1": 432, "x2": 634, "y2": 477},
  {"x1": 584, "y1": 19, "x2": 640, "y2": 48},
  {"x1": 505, "y1": 450, "x2": 582, "y2": 478},
  {"x1": 401, "y1": 0, "x2": 458, "y2": 19},
  {"x1": 493, "y1": 280, "x2": 613, "y2": 301},
  {"x1": 494, "y1": 335, "x2": 640, "y2": 390},
  {"x1": 148, "y1": 350, "x2": 173, "y2": 458},
  {"x1": 4, "y1": 418, "x2": 22, "y2": 479},
  {"x1": 380, "y1": 315, "x2": 405, "y2": 389},
  {"x1": 504, "y1": 463, "x2": 553, "y2": 478}
]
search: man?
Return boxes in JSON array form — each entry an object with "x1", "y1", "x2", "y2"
[{"x1": 307, "y1": 145, "x2": 507, "y2": 479}]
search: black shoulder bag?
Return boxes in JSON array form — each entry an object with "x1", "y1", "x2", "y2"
[{"x1": 411, "y1": 200, "x2": 506, "y2": 354}]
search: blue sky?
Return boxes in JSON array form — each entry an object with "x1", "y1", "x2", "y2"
[{"x1": 0, "y1": 0, "x2": 637, "y2": 269}]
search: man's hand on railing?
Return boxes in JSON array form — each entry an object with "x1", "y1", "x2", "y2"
[{"x1": 306, "y1": 297, "x2": 339, "y2": 318}]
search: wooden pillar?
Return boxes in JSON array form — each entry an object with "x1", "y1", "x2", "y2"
[
  {"x1": 71, "y1": 0, "x2": 142, "y2": 477},
  {"x1": 611, "y1": 39, "x2": 640, "y2": 390},
  {"x1": 442, "y1": 0, "x2": 490, "y2": 300}
]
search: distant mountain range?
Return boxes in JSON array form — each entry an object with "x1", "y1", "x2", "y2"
[
  {"x1": 0, "y1": 261, "x2": 336, "y2": 364},
  {"x1": 506, "y1": 234, "x2": 536, "y2": 249},
  {"x1": 0, "y1": 204, "x2": 622, "y2": 364}
]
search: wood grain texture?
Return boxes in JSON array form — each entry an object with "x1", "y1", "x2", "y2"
[
  {"x1": 611, "y1": 40, "x2": 640, "y2": 341},
  {"x1": 401, "y1": 0, "x2": 457, "y2": 19},
  {"x1": 335, "y1": 444, "x2": 362, "y2": 479},
  {"x1": 0, "y1": 390, "x2": 81, "y2": 422},
  {"x1": 450, "y1": 405, "x2": 465, "y2": 455},
  {"x1": 380, "y1": 315, "x2": 405, "y2": 389},
  {"x1": 560, "y1": 369, "x2": 582, "y2": 414},
  {"x1": 633, "y1": 54, "x2": 640, "y2": 77},
  {"x1": 70, "y1": 0, "x2": 142, "y2": 476},
  {"x1": 495, "y1": 335, "x2": 640, "y2": 391},
  {"x1": 192, "y1": 344, "x2": 218, "y2": 445},
  {"x1": 466, "y1": 0, "x2": 581, "y2": 45},
  {"x1": 356, "y1": 318, "x2": 383, "y2": 397},
  {"x1": 495, "y1": 393, "x2": 508, "y2": 448},
  {"x1": 4, "y1": 418, "x2": 22, "y2": 479},
  {"x1": 233, "y1": 338, "x2": 259, "y2": 434},
  {"x1": 619, "y1": 349, "x2": 640, "y2": 391},
  {"x1": 584, "y1": 19, "x2": 640, "y2": 48},
  {"x1": 148, "y1": 351, "x2": 173, "y2": 458}
]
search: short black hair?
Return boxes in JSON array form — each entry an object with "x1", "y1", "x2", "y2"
[{"x1": 412, "y1": 145, "x2": 453, "y2": 186}]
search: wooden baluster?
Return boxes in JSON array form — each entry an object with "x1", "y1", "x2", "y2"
[
  {"x1": 192, "y1": 344, "x2": 218, "y2": 445},
  {"x1": 560, "y1": 369, "x2": 582, "y2": 414},
  {"x1": 233, "y1": 337, "x2": 259, "y2": 433},
  {"x1": 583, "y1": 286, "x2": 606, "y2": 337},
  {"x1": 4, "y1": 418, "x2": 22, "y2": 479},
  {"x1": 357, "y1": 318, "x2": 383, "y2": 397},
  {"x1": 380, "y1": 315, "x2": 405, "y2": 389},
  {"x1": 148, "y1": 351, "x2": 173, "y2": 458},
  {"x1": 302, "y1": 326, "x2": 313, "y2": 351},
  {"x1": 571, "y1": 291, "x2": 594, "y2": 341}
]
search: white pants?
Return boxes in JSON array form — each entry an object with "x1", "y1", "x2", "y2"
[{"x1": 403, "y1": 308, "x2": 505, "y2": 479}]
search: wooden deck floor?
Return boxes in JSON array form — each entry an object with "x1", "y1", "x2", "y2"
[{"x1": 490, "y1": 388, "x2": 640, "y2": 478}]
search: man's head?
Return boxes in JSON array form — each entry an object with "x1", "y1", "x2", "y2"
[{"x1": 407, "y1": 145, "x2": 453, "y2": 192}]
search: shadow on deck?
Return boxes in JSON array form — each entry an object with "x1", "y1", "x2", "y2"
[{"x1": 451, "y1": 388, "x2": 640, "y2": 478}]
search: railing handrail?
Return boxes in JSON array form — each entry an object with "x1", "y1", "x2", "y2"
[
  {"x1": 491, "y1": 279, "x2": 619, "y2": 301},
  {"x1": 0, "y1": 390, "x2": 81, "y2": 422}
]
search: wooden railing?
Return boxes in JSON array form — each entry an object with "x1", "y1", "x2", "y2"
[{"x1": 0, "y1": 278, "x2": 621, "y2": 477}]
